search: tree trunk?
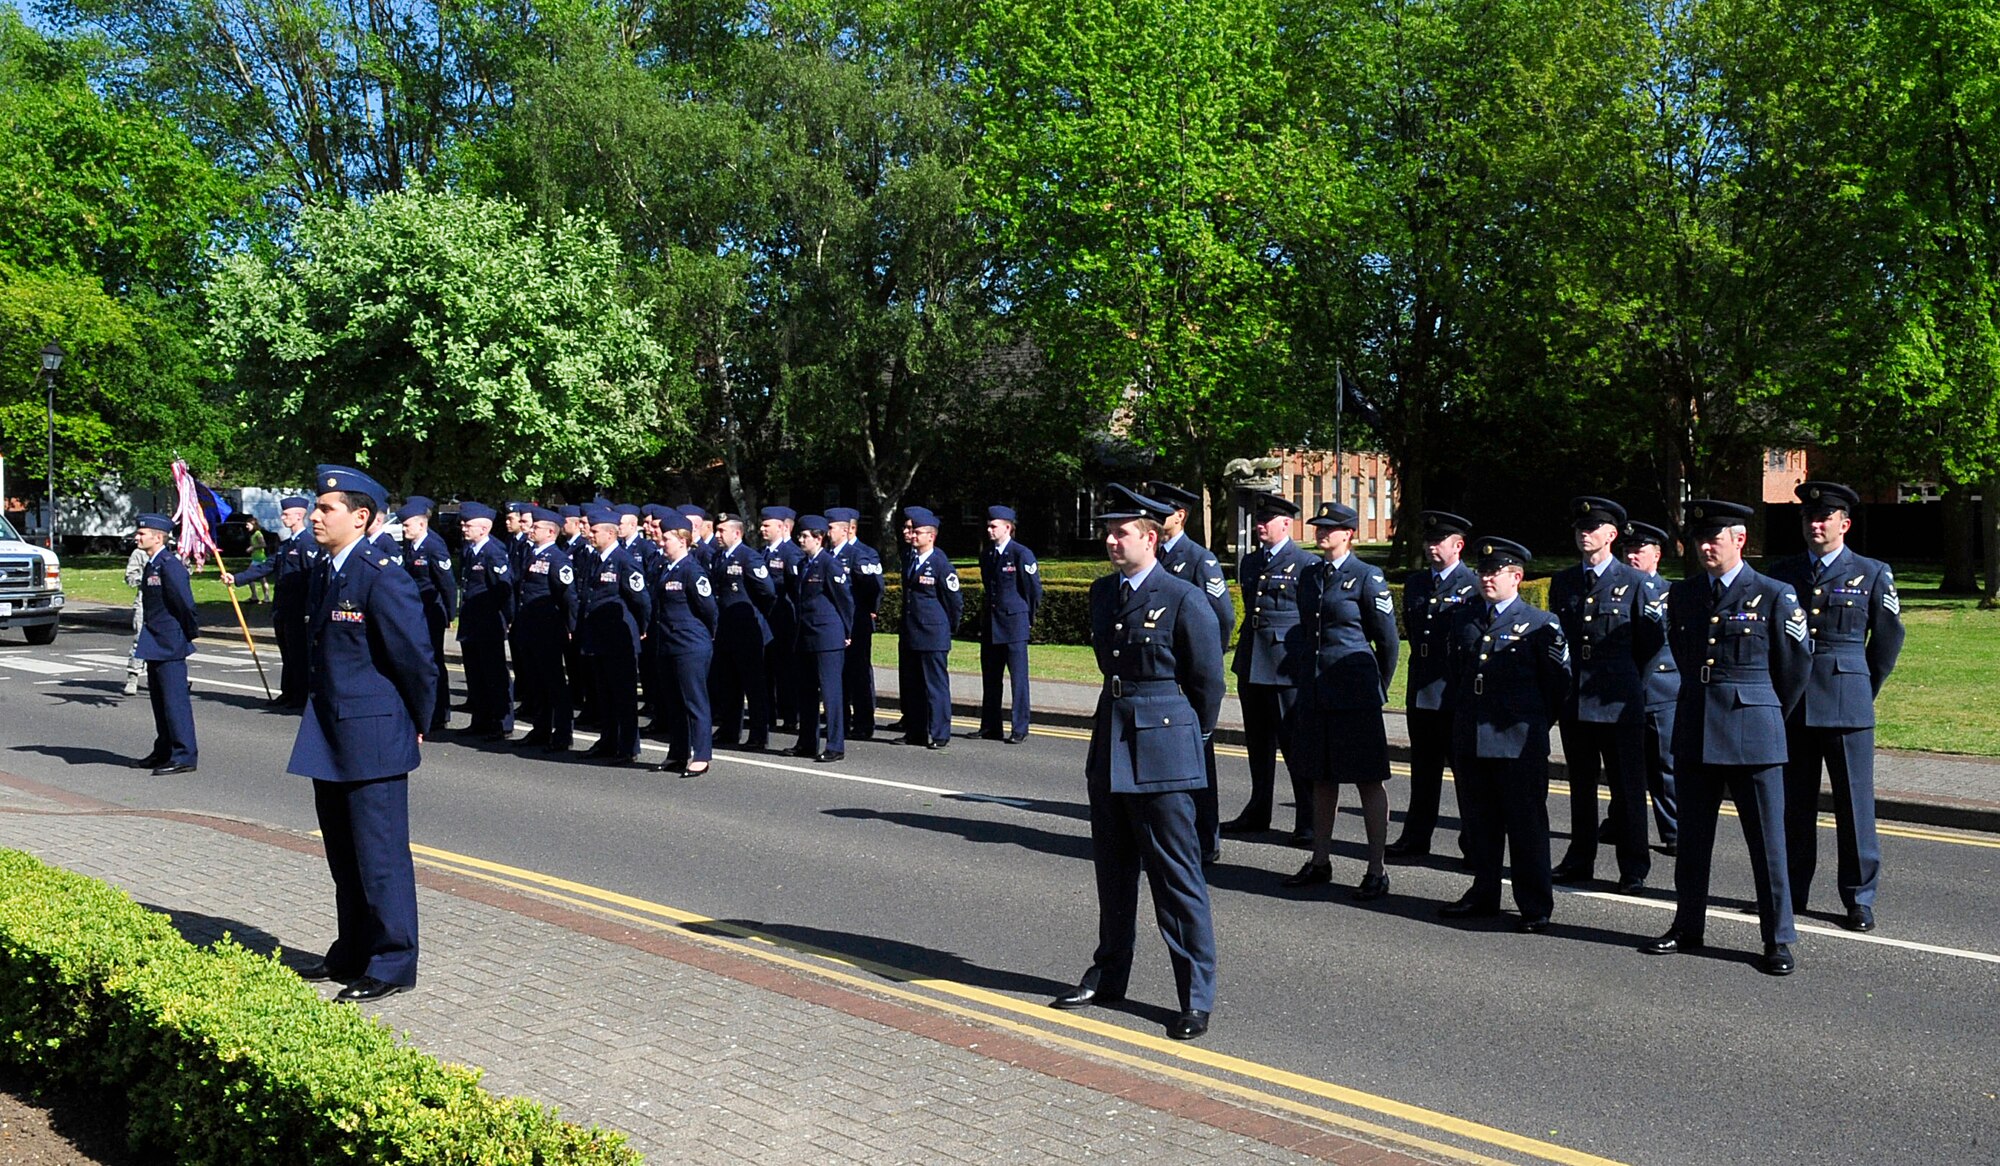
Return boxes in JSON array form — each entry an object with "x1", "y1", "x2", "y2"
[
  {"x1": 1388, "y1": 452, "x2": 1423, "y2": 569},
  {"x1": 874, "y1": 496, "x2": 905, "y2": 573},
  {"x1": 1982, "y1": 471, "x2": 2000, "y2": 609},
  {"x1": 1941, "y1": 479, "x2": 1978, "y2": 593}
]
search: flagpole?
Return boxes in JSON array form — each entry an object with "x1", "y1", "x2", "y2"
[{"x1": 216, "y1": 553, "x2": 273, "y2": 701}]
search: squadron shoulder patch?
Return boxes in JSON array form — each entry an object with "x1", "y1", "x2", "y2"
[
  {"x1": 1024, "y1": 561, "x2": 1038, "y2": 575},
  {"x1": 696, "y1": 575, "x2": 712, "y2": 597},
  {"x1": 558, "y1": 565, "x2": 573, "y2": 585},
  {"x1": 628, "y1": 572, "x2": 645, "y2": 593},
  {"x1": 945, "y1": 573, "x2": 960, "y2": 592}
]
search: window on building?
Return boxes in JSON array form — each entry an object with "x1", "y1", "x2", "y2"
[
  {"x1": 1293, "y1": 474, "x2": 1305, "y2": 510},
  {"x1": 1312, "y1": 475, "x2": 1323, "y2": 513},
  {"x1": 1366, "y1": 476, "x2": 1378, "y2": 520},
  {"x1": 1767, "y1": 449, "x2": 1788, "y2": 470}
]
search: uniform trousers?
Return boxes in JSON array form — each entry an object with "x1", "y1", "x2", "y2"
[
  {"x1": 900, "y1": 648, "x2": 952, "y2": 744},
  {"x1": 460, "y1": 638, "x2": 513, "y2": 732},
  {"x1": 711, "y1": 639, "x2": 770, "y2": 746},
  {"x1": 980, "y1": 639, "x2": 1032, "y2": 738},
  {"x1": 1237, "y1": 682, "x2": 1308, "y2": 832},
  {"x1": 1642, "y1": 705, "x2": 1680, "y2": 846},
  {"x1": 661, "y1": 648, "x2": 713, "y2": 763},
  {"x1": 1085, "y1": 783, "x2": 1215, "y2": 1013},
  {"x1": 517, "y1": 628, "x2": 571, "y2": 745},
  {"x1": 1455, "y1": 755, "x2": 1553, "y2": 919},
  {"x1": 1194, "y1": 738, "x2": 1220, "y2": 858},
  {"x1": 1396, "y1": 708, "x2": 1463, "y2": 854},
  {"x1": 1557, "y1": 718, "x2": 1651, "y2": 884},
  {"x1": 766, "y1": 636, "x2": 798, "y2": 731},
  {"x1": 1783, "y1": 724, "x2": 1879, "y2": 912},
  {"x1": 796, "y1": 649, "x2": 845, "y2": 755},
  {"x1": 1672, "y1": 761, "x2": 1796, "y2": 945},
  {"x1": 589, "y1": 642, "x2": 641, "y2": 759},
  {"x1": 275, "y1": 610, "x2": 309, "y2": 707},
  {"x1": 510, "y1": 626, "x2": 543, "y2": 725},
  {"x1": 842, "y1": 629, "x2": 877, "y2": 737},
  {"x1": 313, "y1": 775, "x2": 418, "y2": 986},
  {"x1": 422, "y1": 612, "x2": 449, "y2": 731},
  {"x1": 146, "y1": 658, "x2": 198, "y2": 766}
]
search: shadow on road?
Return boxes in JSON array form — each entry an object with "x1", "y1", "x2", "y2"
[
  {"x1": 139, "y1": 902, "x2": 314, "y2": 969},
  {"x1": 10, "y1": 742, "x2": 137, "y2": 768}
]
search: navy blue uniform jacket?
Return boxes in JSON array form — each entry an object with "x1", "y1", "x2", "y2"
[
  {"x1": 1666, "y1": 566, "x2": 1812, "y2": 766},
  {"x1": 1158, "y1": 533, "x2": 1235, "y2": 650},
  {"x1": 652, "y1": 553, "x2": 718, "y2": 654},
  {"x1": 404, "y1": 530, "x2": 458, "y2": 624},
  {"x1": 231, "y1": 529, "x2": 320, "y2": 618},
  {"x1": 1766, "y1": 548, "x2": 1903, "y2": 729},
  {"x1": 286, "y1": 540, "x2": 435, "y2": 782},
  {"x1": 1444, "y1": 600, "x2": 1571, "y2": 760},
  {"x1": 578, "y1": 544, "x2": 652, "y2": 655},
  {"x1": 1549, "y1": 559, "x2": 1666, "y2": 725},
  {"x1": 1232, "y1": 539, "x2": 1317, "y2": 686},
  {"x1": 835, "y1": 539, "x2": 885, "y2": 629},
  {"x1": 790, "y1": 549, "x2": 855, "y2": 651},
  {"x1": 1297, "y1": 554, "x2": 1399, "y2": 709},
  {"x1": 1086, "y1": 568, "x2": 1224, "y2": 795},
  {"x1": 714, "y1": 542, "x2": 775, "y2": 647},
  {"x1": 980, "y1": 540, "x2": 1042, "y2": 644},
  {"x1": 901, "y1": 548, "x2": 962, "y2": 651},
  {"x1": 458, "y1": 537, "x2": 515, "y2": 642},
  {"x1": 137, "y1": 550, "x2": 199, "y2": 662},
  {"x1": 1403, "y1": 563, "x2": 1481, "y2": 710}
]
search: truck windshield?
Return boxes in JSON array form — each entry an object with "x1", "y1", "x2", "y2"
[{"x1": 0, "y1": 513, "x2": 19, "y2": 542}]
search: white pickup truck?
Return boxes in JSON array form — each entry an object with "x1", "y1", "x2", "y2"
[{"x1": 0, "y1": 513, "x2": 63, "y2": 644}]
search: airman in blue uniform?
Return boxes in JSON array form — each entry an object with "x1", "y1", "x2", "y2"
[
  {"x1": 221, "y1": 495, "x2": 318, "y2": 709},
  {"x1": 1440, "y1": 538, "x2": 1571, "y2": 932},
  {"x1": 1049, "y1": 484, "x2": 1223, "y2": 1042},
  {"x1": 513, "y1": 507, "x2": 577, "y2": 752},
  {"x1": 1223, "y1": 492, "x2": 1316, "y2": 843},
  {"x1": 759, "y1": 506, "x2": 806, "y2": 733},
  {"x1": 505, "y1": 502, "x2": 534, "y2": 577},
  {"x1": 576, "y1": 508, "x2": 651, "y2": 763},
  {"x1": 1549, "y1": 496, "x2": 1665, "y2": 893},
  {"x1": 790, "y1": 515, "x2": 855, "y2": 761},
  {"x1": 454, "y1": 502, "x2": 515, "y2": 738},
  {"x1": 649, "y1": 510, "x2": 718, "y2": 776},
  {"x1": 285, "y1": 465, "x2": 434, "y2": 1002},
  {"x1": 393, "y1": 497, "x2": 456, "y2": 734},
  {"x1": 1618, "y1": 521, "x2": 1680, "y2": 855},
  {"x1": 828, "y1": 507, "x2": 884, "y2": 739},
  {"x1": 1767, "y1": 481, "x2": 1904, "y2": 932},
  {"x1": 559, "y1": 504, "x2": 594, "y2": 722},
  {"x1": 711, "y1": 515, "x2": 775, "y2": 750},
  {"x1": 1387, "y1": 510, "x2": 1480, "y2": 863},
  {"x1": 978, "y1": 505, "x2": 1042, "y2": 742},
  {"x1": 1284, "y1": 503, "x2": 1400, "y2": 897},
  {"x1": 682, "y1": 505, "x2": 720, "y2": 573},
  {"x1": 1644, "y1": 499, "x2": 1811, "y2": 976},
  {"x1": 899, "y1": 507, "x2": 962, "y2": 749},
  {"x1": 638, "y1": 504, "x2": 681, "y2": 730},
  {"x1": 130, "y1": 513, "x2": 199, "y2": 774},
  {"x1": 1145, "y1": 481, "x2": 1236, "y2": 863}
]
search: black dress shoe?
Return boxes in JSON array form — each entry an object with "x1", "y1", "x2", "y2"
[
  {"x1": 151, "y1": 764, "x2": 197, "y2": 776},
  {"x1": 655, "y1": 757, "x2": 688, "y2": 774},
  {"x1": 1202, "y1": 848, "x2": 1223, "y2": 866},
  {"x1": 1286, "y1": 829, "x2": 1314, "y2": 848},
  {"x1": 1006, "y1": 731, "x2": 1030, "y2": 744},
  {"x1": 295, "y1": 960, "x2": 337, "y2": 982},
  {"x1": 1167, "y1": 1010, "x2": 1210, "y2": 1040},
  {"x1": 1842, "y1": 905, "x2": 1876, "y2": 933},
  {"x1": 1384, "y1": 838, "x2": 1429, "y2": 861},
  {"x1": 1050, "y1": 981, "x2": 1124, "y2": 1010},
  {"x1": 1551, "y1": 862, "x2": 1594, "y2": 884},
  {"x1": 1439, "y1": 895, "x2": 1499, "y2": 918},
  {"x1": 682, "y1": 763, "x2": 710, "y2": 778},
  {"x1": 1352, "y1": 870, "x2": 1389, "y2": 901},
  {"x1": 817, "y1": 750, "x2": 844, "y2": 763},
  {"x1": 1615, "y1": 879, "x2": 1646, "y2": 896},
  {"x1": 1517, "y1": 915, "x2": 1552, "y2": 934},
  {"x1": 928, "y1": 738, "x2": 950, "y2": 750},
  {"x1": 131, "y1": 753, "x2": 168, "y2": 769},
  {"x1": 582, "y1": 743, "x2": 615, "y2": 759},
  {"x1": 1762, "y1": 943, "x2": 1797, "y2": 976},
  {"x1": 542, "y1": 741, "x2": 572, "y2": 754},
  {"x1": 1219, "y1": 816, "x2": 1269, "y2": 835},
  {"x1": 517, "y1": 730, "x2": 551, "y2": 746},
  {"x1": 1642, "y1": 929, "x2": 1703, "y2": 955},
  {"x1": 335, "y1": 976, "x2": 410, "y2": 1002},
  {"x1": 976, "y1": 730, "x2": 1005, "y2": 741},
  {"x1": 1281, "y1": 861, "x2": 1332, "y2": 887}
]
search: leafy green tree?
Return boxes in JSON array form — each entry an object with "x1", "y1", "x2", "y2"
[{"x1": 205, "y1": 185, "x2": 678, "y2": 497}]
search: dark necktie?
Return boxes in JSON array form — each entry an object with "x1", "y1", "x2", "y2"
[{"x1": 1712, "y1": 577, "x2": 1725, "y2": 604}]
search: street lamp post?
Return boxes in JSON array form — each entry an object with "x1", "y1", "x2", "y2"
[{"x1": 39, "y1": 342, "x2": 64, "y2": 551}]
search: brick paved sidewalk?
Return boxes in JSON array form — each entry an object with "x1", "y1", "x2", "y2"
[{"x1": 0, "y1": 772, "x2": 1448, "y2": 1166}]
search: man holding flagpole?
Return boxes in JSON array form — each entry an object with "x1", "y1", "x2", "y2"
[{"x1": 130, "y1": 513, "x2": 199, "y2": 774}]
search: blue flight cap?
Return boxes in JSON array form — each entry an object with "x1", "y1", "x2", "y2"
[
  {"x1": 135, "y1": 513, "x2": 174, "y2": 533},
  {"x1": 987, "y1": 505, "x2": 1017, "y2": 524},
  {"x1": 1144, "y1": 481, "x2": 1201, "y2": 511},
  {"x1": 396, "y1": 495, "x2": 434, "y2": 521},
  {"x1": 1570, "y1": 496, "x2": 1628, "y2": 530},
  {"x1": 279, "y1": 495, "x2": 312, "y2": 511},
  {"x1": 1475, "y1": 538, "x2": 1534, "y2": 570},
  {"x1": 658, "y1": 509, "x2": 691, "y2": 534},
  {"x1": 641, "y1": 503, "x2": 673, "y2": 522},
  {"x1": 559, "y1": 504, "x2": 582, "y2": 520},
  {"x1": 314, "y1": 464, "x2": 387, "y2": 514},
  {"x1": 1797, "y1": 481, "x2": 1859, "y2": 514},
  {"x1": 679, "y1": 504, "x2": 710, "y2": 521},
  {"x1": 614, "y1": 503, "x2": 640, "y2": 519},
  {"x1": 1684, "y1": 499, "x2": 1755, "y2": 534},
  {"x1": 459, "y1": 501, "x2": 497, "y2": 522},
  {"x1": 797, "y1": 514, "x2": 830, "y2": 535},
  {"x1": 1308, "y1": 502, "x2": 1360, "y2": 530},
  {"x1": 902, "y1": 506, "x2": 940, "y2": 529},
  {"x1": 1621, "y1": 521, "x2": 1671, "y2": 548},
  {"x1": 506, "y1": 501, "x2": 532, "y2": 515},
  {"x1": 529, "y1": 506, "x2": 561, "y2": 526},
  {"x1": 760, "y1": 505, "x2": 796, "y2": 522},
  {"x1": 1098, "y1": 484, "x2": 1173, "y2": 523},
  {"x1": 826, "y1": 507, "x2": 861, "y2": 524},
  {"x1": 585, "y1": 507, "x2": 618, "y2": 527}
]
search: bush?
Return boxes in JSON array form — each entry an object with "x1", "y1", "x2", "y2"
[{"x1": 0, "y1": 849, "x2": 640, "y2": 1166}]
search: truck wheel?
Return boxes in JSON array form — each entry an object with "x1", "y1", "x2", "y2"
[{"x1": 23, "y1": 623, "x2": 57, "y2": 645}]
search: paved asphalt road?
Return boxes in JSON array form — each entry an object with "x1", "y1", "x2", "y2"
[{"x1": 3, "y1": 626, "x2": 1996, "y2": 1166}]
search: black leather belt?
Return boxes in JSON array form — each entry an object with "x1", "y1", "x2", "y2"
[{"x1": 1105, "y1": 677, "x2": 1182, "y2": 698}]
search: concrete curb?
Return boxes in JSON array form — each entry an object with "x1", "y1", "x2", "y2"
[{"x1": 61, "y1": 605, "x2": 2000, "y2": 834}]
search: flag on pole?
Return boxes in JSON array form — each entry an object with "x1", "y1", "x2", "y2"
[{"x1": 170, "y1": 459, "x2": 231, "y2": 568}]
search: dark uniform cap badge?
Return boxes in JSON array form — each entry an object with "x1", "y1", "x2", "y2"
[
  {"x1": 1482, "y1": 543, "x2": 1493, "y2": 555},
  {"x1": 1424, "y1": 514, "x2": 1438, "y2": 528},
  {"x1": 1692, "y1": 505, "x2": 1705, "y2": 519},
  {"x1": 1578, "y1": 500, "x2": 1591, "y2": 515},
  {"x1": 326, "y1": 476, "x2": 338, "y2": 488},
  {"x1": 1809, "y1": 487, "x2": 1822, "y2": 499}
]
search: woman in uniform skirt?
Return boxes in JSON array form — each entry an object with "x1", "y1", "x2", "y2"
[{"x1": 1284, "y1": 503, "x2": 1401, "y2": 898}]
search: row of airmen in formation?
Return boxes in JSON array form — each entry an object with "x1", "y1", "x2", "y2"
[{"x1": 131, "y1": 472, "x2": 1901, "y2": 1023}]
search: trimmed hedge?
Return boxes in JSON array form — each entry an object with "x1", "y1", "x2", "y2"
[
  {"x1": 0, "y1": 849, "x2": 640, "y2": 1166},
  {"x1": 875, "y1": 563, "x2": 1553, "y2": 648}
]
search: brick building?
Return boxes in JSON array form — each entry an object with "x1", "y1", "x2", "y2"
[{"x1": 1269, "y1": 448, "x2": 1399, "y2": 542}]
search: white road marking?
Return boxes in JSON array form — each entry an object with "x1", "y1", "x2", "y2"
[
  {"x1": 0, "y1": 657, "x2": 89, "y2": 675},
  {"x1": 1552, "y1": 884, "x2": 2000, "y2": 965},
  {"x1": 69, "y1": 654, "x2": 139, "y2": 668},
  {"x1": 560, "y1": 729, "x2": 1031, "y2": 807}
]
